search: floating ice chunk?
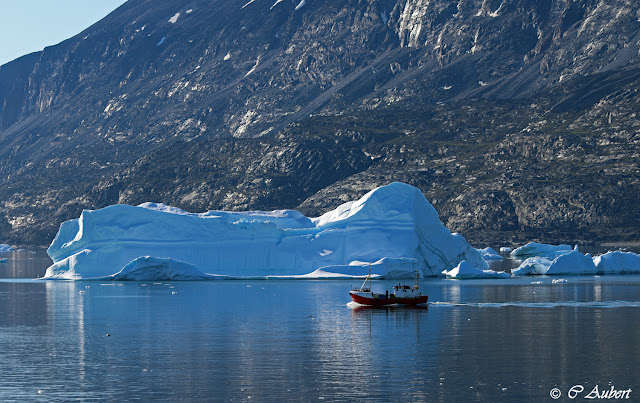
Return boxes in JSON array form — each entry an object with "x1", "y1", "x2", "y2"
[
  {"x1": 442, "y1": 260, "x2": 510, "y2": 279},
  {"x1": 510, "y1": 242, "x2": 573, "y2": 259},
  {"x1": 552, "y1": 279, "x2": 568, "y2": 284},
  {"x1": 110, "y1": 257, "x2": 213, "y2": 281},
  {"x1": 270, "y1": 0, "x2": 285, "y2": 10},
  {"x1": 545, "y1": 250, "x2": 597, "y2": 275},
  {"x1": 0, "y1": 244, "x2": 13, "y2": 252},
  {"x1": 241, "y1": 0, "x2": 257, "y2": 9},
  {"x1": 477, "y1": 247, "x2": 504, "y2": 260},
  {"x1": 45, "y1": 182, "x2": 486, "y2": 279},
  {"x1": 512, "y1": 257, "x2": 553, "y2": 275},
  {"x1": 319, "y1": 249, "x2": 333, "y2": 256},
  {"x1": 186, "y1": 9, "x2": 193, "y2": 14},
  {"x1": 295, "y1": 0, "x2": 306, "y2": 10},
  {"x1": 168, "y1": 12, "x2": 180, "y2": 24},
  {"x1": 223, "y1": 52, "x2": 232, "y2": 61},
  {"x1": 593, "y1": 251, "x2": 640, "y2": 274},
  {"x1": 0, "y1": 258, "x2": 7, "y2": 263},
  {"x1": 157, "y1": 37, "x2": 166, "y2": 46}
]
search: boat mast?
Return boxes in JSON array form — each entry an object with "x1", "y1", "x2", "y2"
[{"x1": 358, "y1": 263, "x2": 372, "y2": 292}]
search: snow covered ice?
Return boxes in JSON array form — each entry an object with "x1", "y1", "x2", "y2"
[
  {"x1": 110, "y1": 257, "x2": 214, "y2": 281},
  {"x1": 45, "y1": 182, "x2": 487, "y2": 280},
  {"x1": 442, "y1": 260, "x2": 511, "y2": 279},
  {"x1": 510, "y1": 242, "x2": 573, "y2": 259},
  {"x1": 512, "y1": 257, "x2": 553, "y2": 275},
  {"x1": 593, "y1": 251, "x2": 640, "y2": 275}
]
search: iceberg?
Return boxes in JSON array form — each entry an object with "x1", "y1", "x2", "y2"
[
  {"x1": 499, "y1": 246, "x2": 512, "y2": 253},
  {"x1": 442, "y1": 260, "x2": 511, "y2": 279},
  {"x1": 545, "y1": 250, "x2": 597, "y2": 275},
  {"x1": 512, "y1": 257, "x2": 553, "y2": 275},
  {"x1": 45, "y1": 182, "x2": 487, "y2": 280},
  {"x1": 510, "y1": 242, "x2": 573, "y2": 259},
  {"x1": 477, "y1": 247, "x2": 504, "y2": 260},
  {"x1": 593, "y1": 251, "x2": 640, "y2": 275},
  {"x1": 0, "y1": 244, "x2": 13, "y2": 252}
]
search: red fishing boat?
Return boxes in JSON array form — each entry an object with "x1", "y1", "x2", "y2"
[{"x1": 349, "y1": 266, "x2": 428, "y2": 306}]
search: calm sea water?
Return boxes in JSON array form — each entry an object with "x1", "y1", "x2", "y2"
[{"x1": 1, "y1": 250, "x2": 639, "y2": 401}]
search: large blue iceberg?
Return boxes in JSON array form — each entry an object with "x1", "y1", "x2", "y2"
[{"x1": 44, "y1": 182, "x2": 488, "y2": 279}]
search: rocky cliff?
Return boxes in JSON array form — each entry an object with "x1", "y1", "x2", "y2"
[{"x1": 1, "y1": 0, "x2": 639, "y2": 246}]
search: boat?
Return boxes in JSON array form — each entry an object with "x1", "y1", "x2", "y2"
[{"x1": 349, "y1": 266, "x2": 428, "y2": 306}]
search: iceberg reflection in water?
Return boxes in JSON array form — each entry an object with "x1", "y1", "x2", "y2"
[{"x1": 1, "y1": 275, "x2": 639, "y2": 401}]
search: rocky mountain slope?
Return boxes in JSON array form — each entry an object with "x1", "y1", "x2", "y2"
[{"x1": 1, "y1": 0, "x2": 639, "y2": 246}]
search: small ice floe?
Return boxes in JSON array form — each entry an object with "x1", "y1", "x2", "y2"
[
  {"x1": 294, "y1": 0, "x2": 306, "y2": 11},
  {"x1": 552, "y1": 279, "x2": 568, "y2": 284},
  {"x1": 442, "y1": 260, "x2": 510, "y2": 279},
  {"x1": 499, "y1": 247, "x2": 512, "y2": 253},
  {"x1": 0, "y1": 244, "x2": 14, "y2": 252},
  {"x1": 319, "y1": 249, "x2": 333, "y2": 256},
  {"x1": 510, "y1": 242, "x2": 572, "y2": 259},
  {"x1": 593, "y1": 251, "x2": 640, "y2": 274},
  {"x1": 168, "y1": 12, "x2": 180, "y2": 24},
  {"x1": 512, "y1": 257, "x2": 553, "y2": 275},
  {"x1": 477, "y1": 247, "x2": 504, "y2": 261},
  {"x1": 0, "y1": 258, "x2": 7, "y2": 263},
  {"x1": 443, "y1": 85, "x2": 452, "y2": 90},
  {"x1": 224, "y1": 52, "x2": 231, "y2": 61},
  {"x1": 242, "y1": 0, "x2": 257, "y2": 9},
  {"x1": 157, "y1": 37, "x2": 166, "y2": 46},
  {"x1": 546, "y1": 250, "x2": 596, "y2": 275}
]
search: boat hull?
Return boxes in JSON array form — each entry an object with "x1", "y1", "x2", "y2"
[{"x1": 350, "y1": 291, "x2": 428, "y2": 306}]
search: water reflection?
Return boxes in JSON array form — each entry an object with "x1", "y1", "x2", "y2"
[
  {"x1": 0, "y1": 281, "x2": 47, "y2": 327},
  {"x1": 0, "y1": 249, "x2": 51, "y2": 279},
  {"x1": 0, "y1": 277, "x2": 639, "y2": 401}
]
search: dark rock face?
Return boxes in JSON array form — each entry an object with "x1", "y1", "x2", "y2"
[{"x1": 1, "y1": 0, "x2": 639, "y2": 246}]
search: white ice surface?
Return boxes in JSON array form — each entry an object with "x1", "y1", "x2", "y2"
[
  {"x1": 442, "y1": 260, "x2": 510, "y2": 279},
  {"x1": 45, "y1": 182, "x2": 486, "y2": 280},
  {"x1": 0, "y1": 244, "x2": 13, "y2": 252}
]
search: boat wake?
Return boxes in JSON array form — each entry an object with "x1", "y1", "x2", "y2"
[{"x1": 427, "y1": 300, "x2": 640, "y2": 308}]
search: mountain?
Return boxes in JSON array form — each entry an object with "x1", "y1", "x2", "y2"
[{"x1": 0, "y1": 0, "x2": 639, "y2": 246}]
